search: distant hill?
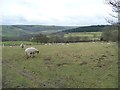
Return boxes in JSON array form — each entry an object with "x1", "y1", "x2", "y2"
[
  {"x1": 2, "y1": 25, "x2": 77, "y2": 38},
  {"x1": 62, "y1": 25, "x2": 109, "y2": 33},
  {"x1": 2, "y1": 25, "x2": 109, "y2": 41}
]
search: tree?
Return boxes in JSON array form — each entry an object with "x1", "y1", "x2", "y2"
[
  {"x1": 101, "y1": 26, "x2": 118, "y2": 42},
  {"x1": 105, "y1": 0, "x2": 120, "y2": 24},
  {"x1": 34, "y1": 34, "x2": 49, "y2": 43},
  {"x1": 102, "y1": 0, "x2": 120, "y2": 43}
]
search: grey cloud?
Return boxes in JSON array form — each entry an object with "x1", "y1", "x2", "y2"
[{"x1": 1, "y1": 14, "x2": 108, "y2": 26}]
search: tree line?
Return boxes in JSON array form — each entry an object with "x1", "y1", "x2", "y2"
[{"x1": 30, "y1": 33, "x2": 98, "y2": 44}]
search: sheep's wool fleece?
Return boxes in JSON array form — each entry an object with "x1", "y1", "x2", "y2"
[{"x1": 25, "y1": 47, "x2": 38, "y2": 53}]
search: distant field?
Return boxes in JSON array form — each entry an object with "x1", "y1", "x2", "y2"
[
  {"x1": 2, "y1": 42, "x2": 118, "y2": 88},
  {"x1": 1, "y1": 41, "x2": 37, "y2": 46},
  {"x1": 64, "y1": 32, "x2": 102, "y2": 38}
]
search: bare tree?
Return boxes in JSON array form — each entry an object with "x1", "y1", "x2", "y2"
[
  {"x1": 104, "y1": 0, "x2": 120, "y2": 45},
  {"x1": 105, "y1": 0, "x2": 120, "y2": 25}
]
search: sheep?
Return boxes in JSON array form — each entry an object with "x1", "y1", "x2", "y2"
[
  {"x1": 25, "y1": 47, "x2": 39, "y2": 59},
  {"x1": 20, "y1": 43, "x2": 24, "y2": 48},
  {"x1": 66, "y1": 43, "x2": 69, "y2": 45},
  {"x1": 107, "y1": 42, "x2": 111, "y2": 44},
  {"x1": 48, "y1": 43, "x2": 51, "y2": 45}
]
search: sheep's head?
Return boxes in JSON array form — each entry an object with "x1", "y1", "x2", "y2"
[{"x1": 21, "y1": 45, "x2": 24, "y2": 48}]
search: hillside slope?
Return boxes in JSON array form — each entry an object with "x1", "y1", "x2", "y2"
[
  {"x1": 2, "y1": 25, "x2": 77, "y2": 37},
  {"x1": 2, "y1": 25, "x2": 109, "y2": 41},
  {"x1": 62, "y1": 25, "x2": 109, "y2": 33}
]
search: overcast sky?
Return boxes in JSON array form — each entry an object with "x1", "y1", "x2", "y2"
[{"x1": 0, "y1": 0, "x2": 112, "y2": 26}]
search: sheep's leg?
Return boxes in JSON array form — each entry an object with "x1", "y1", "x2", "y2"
[
  {"x1": 31, "y1": 52, "x2": 35, "y2": 58},
  {"x1": 26, "y1": 54, "x2": 30, "y2": 59},
  {"x1": 26, "y1": 53, "x2": 30, "y2": 59},
  {"x1": 32, "y1": 54, "x2": 35, "y2": 58},
  {"x1": 26, "y1": 56, "x2": 29, "y2": 59}
]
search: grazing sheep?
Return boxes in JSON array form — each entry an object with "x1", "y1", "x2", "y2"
[
  {"x1": 25, "y1": 47, "x2": 39, "y2": 59},
  {"x1": 107, "y1": 42, "x2": 111, "y2": 44},
  {"x1": 9, "y1": 46, "x2": 13, "y2": 47},
  {"x1": 20, "y1": 43, "x2": 24, "y2": 48},
  {"x1": 66, "y1": 43, "x2": 69, "y2": 45},
  {"x1": 48, "y1": 43, "x2": 51, "y2": 45}
]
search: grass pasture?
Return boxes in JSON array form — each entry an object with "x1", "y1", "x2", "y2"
[
  {"x1": 64, "y1": 32, "x2": 102, "y2": 38},
  {"x1": 2, "y1": 42, "x2": 118, "y2": 88}
]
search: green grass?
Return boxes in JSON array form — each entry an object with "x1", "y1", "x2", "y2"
[
  {"x1": 2, "y1": 42, "x2": 118, "y2": 88},
  {"x1": 64, "y1": 32, "x2": 102, "y2": 38}
]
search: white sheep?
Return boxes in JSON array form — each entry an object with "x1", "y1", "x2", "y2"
[
  {"x1": 25, "y1": 47, "x2": 39, "y2": 59},
  {"x1": 66, "y1": 43, "x2": 69, "y2": 45},
  {"x1": 107, "y1": 42, "x2": 111, "y2": 44},
  {"x1": 20, "y1": 43, "x2": 24, "y2": 48}
]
